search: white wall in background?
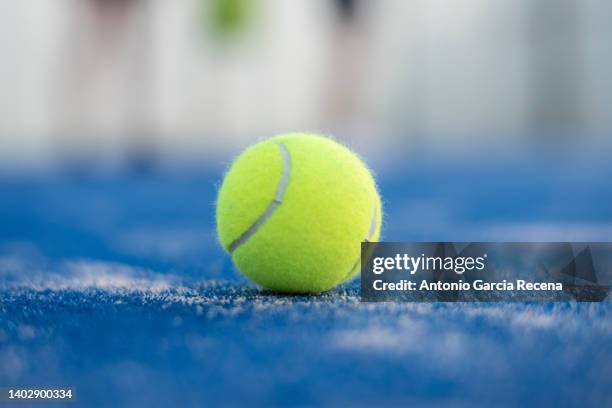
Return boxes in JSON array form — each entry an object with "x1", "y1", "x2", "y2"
[{"x1": 0, "y1": 0, "x2": 610, "y2": 165}]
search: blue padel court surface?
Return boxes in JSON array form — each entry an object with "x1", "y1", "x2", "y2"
[{"x1": 1, "y1": 152, "x2": 611, "y2": 407}]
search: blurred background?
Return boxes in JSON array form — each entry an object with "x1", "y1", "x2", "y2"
[
  {"x1": 1, "y1": 0, "x2": 612, "y2": 267},
  {"x1": 1, "y1": 0, "x2": 612, "y2": 170},
  {"x1": 1, "y1": 3, "x2": 611, "y2": 407}
]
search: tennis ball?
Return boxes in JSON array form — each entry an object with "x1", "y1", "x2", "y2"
[{"x1": 216, "y1": 133, "x2": 382, "y2": 293}]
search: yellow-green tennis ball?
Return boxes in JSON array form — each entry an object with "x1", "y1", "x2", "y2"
[{"x1": 216, "y1": 133, "x2": 382, "y2": 293}]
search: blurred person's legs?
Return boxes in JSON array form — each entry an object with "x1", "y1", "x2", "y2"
[
  {"x1": 323, "y1": 0, "x2": 373, "y2": 140},
  {"x1": 54, "y1": 0, "x2": 156, "y2": 169}
]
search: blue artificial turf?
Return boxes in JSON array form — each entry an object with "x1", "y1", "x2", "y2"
[{"x1": 1, "y1": 152, "x2": 611, "y2": 407}]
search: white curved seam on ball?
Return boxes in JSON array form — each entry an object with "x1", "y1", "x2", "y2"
[
  {"x1": 228, "y1": 142, "x2": 291, "y2": 253},
  {"x1": 366, "y1": 200, "x2": 377, "y2": 239},
  {"x1": 344, "y1": 202, "x2": 378, "y2": 280}
]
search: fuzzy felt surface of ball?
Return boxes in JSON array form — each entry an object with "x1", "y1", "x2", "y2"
[{"x1": 216, "y1": 133, "x2": 382, "y2": 293}]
